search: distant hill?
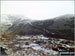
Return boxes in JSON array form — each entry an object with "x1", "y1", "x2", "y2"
[{"x1": 1, "y1": 14, "x2": 75, "y2": 40}]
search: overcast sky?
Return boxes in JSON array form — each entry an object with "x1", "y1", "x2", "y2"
[{"x1": 1, "y1": 1, "x2": 74, "y2": 20}]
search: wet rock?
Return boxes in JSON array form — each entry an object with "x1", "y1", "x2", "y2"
[{"x1": 25, "y1": 42, "x2": 29, "y2": 45}]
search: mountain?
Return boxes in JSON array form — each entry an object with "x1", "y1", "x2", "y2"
[
  {"x1": 0, "y1": 14, "x2": 30, "y2": 34},
  {"x1": 1, "y1": 14, "x2": 75, "y2": 40}
]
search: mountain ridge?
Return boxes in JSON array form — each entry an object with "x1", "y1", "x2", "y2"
[{"x1": 1, "y1": 14, "x2": 75, "y2": 40}]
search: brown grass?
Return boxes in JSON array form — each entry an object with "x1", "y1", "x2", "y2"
[{"x1": 1, "y1": 33, "x2": 17, "y2": 41}]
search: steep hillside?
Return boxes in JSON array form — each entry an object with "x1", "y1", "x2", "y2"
[{"x1": 1, "y1": 14, "x2": 75, "y2": 40}]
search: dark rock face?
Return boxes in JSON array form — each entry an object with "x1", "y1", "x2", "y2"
[{"x1": 7, "y1": 14, "x2": 75, "y2": 40}]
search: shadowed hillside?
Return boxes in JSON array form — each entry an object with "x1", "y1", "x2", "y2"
[{"x1": 2, "y1": 14, "x2": 74, "y2": 40}]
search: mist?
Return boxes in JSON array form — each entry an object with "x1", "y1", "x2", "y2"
[{"x1": 1, "y1": 1, "x2": 74, "y2": 20}]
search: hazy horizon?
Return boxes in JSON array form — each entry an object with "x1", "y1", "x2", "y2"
[{"x1": 1, "y1": 1, "x2": 74, "y2": 20}]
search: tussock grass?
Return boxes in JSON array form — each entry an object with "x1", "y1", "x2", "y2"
[{"x1": 1, "y1": 32, "x2": 17, "y2": 41}]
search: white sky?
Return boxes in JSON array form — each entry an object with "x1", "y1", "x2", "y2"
[{"x1": 1, "y1": 1, "x2": 74, "y2": 20}]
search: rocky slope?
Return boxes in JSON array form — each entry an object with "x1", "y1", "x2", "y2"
[
  {"x1": 6, "y1": 14, "x2": 75, "y2": 40},
  {"x1": 0, "y1": 35, "x2": 74, "y2": 56},
  {"x1": 0, "y1": 14, "x2": 75, "y2": 56}
]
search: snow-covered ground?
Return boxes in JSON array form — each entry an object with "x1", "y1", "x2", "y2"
[{"x1": 0, "y1": 35, "x2": 74, "y2": 56}]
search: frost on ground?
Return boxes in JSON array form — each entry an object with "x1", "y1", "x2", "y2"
[{"x1": 0, "y1": 35, "x2": 74, "y2": 56}]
